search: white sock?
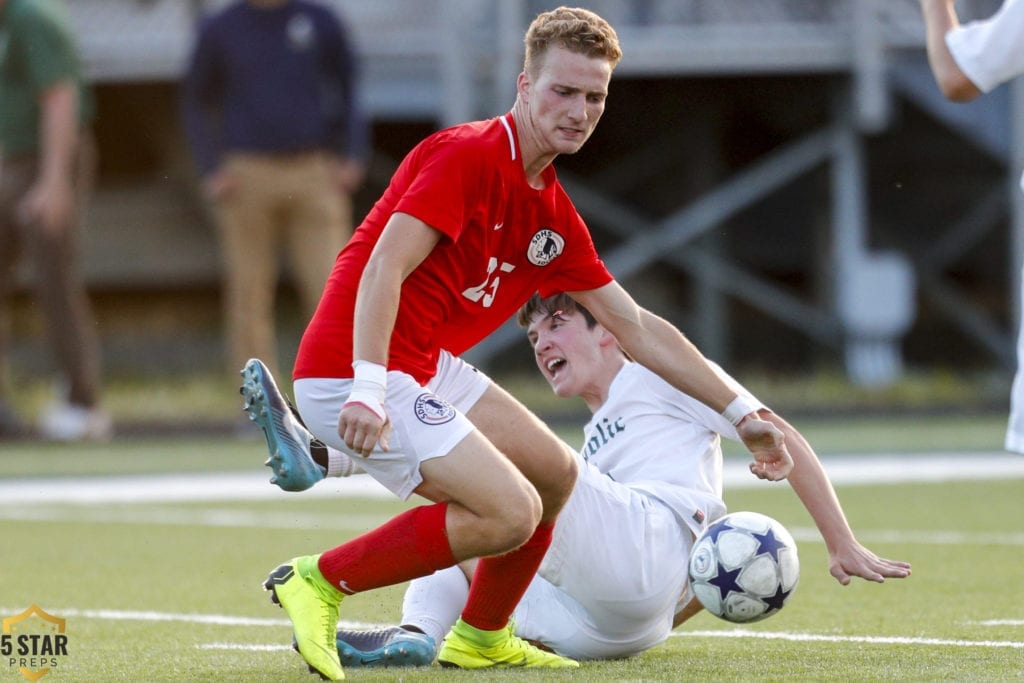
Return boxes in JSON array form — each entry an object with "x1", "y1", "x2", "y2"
[
  {"x1": 401, "y1": 565, "x2": 469, "y2": 647},
  {"x1": 326, "y1": 447, "x2": 364, "y2": 477}
]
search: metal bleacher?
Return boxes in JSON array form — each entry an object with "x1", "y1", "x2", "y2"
[
  {"x1": 65, "y1": 0, "x2": 1023, "y2": 384},
  {"x1": 67, "y1": 0, "x2": 940, "y2": 127}
]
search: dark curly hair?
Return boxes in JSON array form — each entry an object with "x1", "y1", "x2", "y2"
[{"x1": 516, "y1": 292, "x2": 598, "y2": 329}]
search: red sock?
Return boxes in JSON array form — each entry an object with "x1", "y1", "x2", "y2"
[
  {"x1": 317, "y1": 503, "x2": 455, "y2": 594},
  {"x1": 460, "y1": 521, "x2": 554, "y2": 631}
]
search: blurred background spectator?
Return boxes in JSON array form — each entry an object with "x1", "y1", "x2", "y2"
[
  {"x1": 180, "y1": 0, "x2": 369, "y2": 388},
  {"x1": 0, "y1": 0, "x2": 110, "y2": 441}
]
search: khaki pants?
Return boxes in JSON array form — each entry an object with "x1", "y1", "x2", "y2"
[
  {"x1": 212, "y1": 152, "x2": 351, "y2": 379},
  {"x1": 0, "y1": 132, "x2": 101, "y2": 409}
]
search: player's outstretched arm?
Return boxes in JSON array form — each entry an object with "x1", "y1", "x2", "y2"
[
  {"x1": 761, "y1": 411, "x2": 911, "y2": 584},
  {"x1": 920, "y1": 0, "x2": 982, "y2": 101},
  {"x1": 340, "y1": 212, "x2": 442, "y2": 455},
  {"x1": 571, "y1": 281, "x2": 793, "y2": 480}
]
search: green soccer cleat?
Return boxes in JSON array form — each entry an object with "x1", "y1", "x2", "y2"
[
  {"x1": 436, "y1": 618, "x2": 579, "y2": 669},
  {"x1": 264, "y1": 556, "x2": 346, "y2": 681}
]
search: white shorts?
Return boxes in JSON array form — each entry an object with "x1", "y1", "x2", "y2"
[
  {"x1": 294, "y1": 351, "x2": 491, "y2": 499},
  {"x1": 512, "y1": 460, "x2": 694, "y2": 660}
]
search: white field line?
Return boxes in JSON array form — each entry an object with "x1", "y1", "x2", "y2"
[
  {"x1": 968, "y1": 619, "x2": 1024, "y2": 626},
  {"x1": 670, "y1": 629, "x2": 1024, "y2": 649},
  {"x1": 200, "y1": 643, "x2": 293, "y2": 651},
  {"x1": 787, "y1": 527, "x2": 1024, "y2": 547},
  {"x1": 202, "y1": 631, "x2": 1024, "y2": 652},
  {"x1": 2, "y1": 501, "x2": 1024, "y2": 549},
  {"x1": 0, "y1": 505, "x2": 392, "y2": 531},
  {"x1": 1, "y1": 452, "x2": 1022, "y2": 506},
  {"x1": 2, "y1": 607, "x2": 1018, "y2": 651},
  {"x1": 0, "y1": 607, "x2": 377, "y2": 630},
  {"x1": 0, "y1": 470, "x2": 394, "y2": 505}
]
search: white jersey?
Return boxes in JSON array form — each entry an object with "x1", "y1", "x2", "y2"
[
  {"x1": 580, "y1": 361, "x2": 764, "y2": 538},
  {"x1": 401, "y1": 358, "x2": 769, "y2": 660},
  {"x1": 947, "y1": 0, "x2": 1024, "y2": 194},
  {"x1": 945, "y1": 0, "x2": 1024, "y2": 451},
  {"x1": 946, "y1": 0, "x2": 1024, "y2": 96}
]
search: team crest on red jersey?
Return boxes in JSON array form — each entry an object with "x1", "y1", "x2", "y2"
[
  {"x1": 414, "y1": 393, "x2": 456, "y2": 425},
  {"x1": 527, "y1": 228, "x2": 565, "y2": 266}
]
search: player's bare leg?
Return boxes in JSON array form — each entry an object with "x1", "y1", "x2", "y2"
[
  {"x1": 415, "y1": 417, "x2": 579, "y2": 668},
  {"x1": 266, "y1": 429, "x2": 548, "y2": 680},
  {"x1": 415, "y1": 429, "x2": 542, "y2": 557},
  {"x1": 466, "y1": 382, "x2": 579, "y2": 523},
  {"x1": 672, "y1": 590, "x2": 705, "y2": 629}
]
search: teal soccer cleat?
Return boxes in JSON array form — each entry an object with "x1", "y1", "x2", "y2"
[
  {"x1": 333, "y1": 626, "x2": 436, "y2": 667},
  {"x1": 240, "y1": 358, "x2": 325, "y2": 491}
]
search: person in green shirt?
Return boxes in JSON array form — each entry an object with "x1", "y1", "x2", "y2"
[{"x1": 0, "y1": 0, "x2": 110, "y2": 441}]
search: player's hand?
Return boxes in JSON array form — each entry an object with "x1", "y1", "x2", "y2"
[
  {"x1": 828, "y1": 541, "x2": 912, "y2": 585},
  {"x1": 737, "y1": 415, "x2": 794, "y2": 481},
  {"x1": 202, "y1": 168, "x2": 236, "y2": 201},
  {"x1": 331, "y1": 157, "x2": 366, "y2": 194},
  {"x1": 18, "y1": 175, "x2": 74, "y2": 236},
  {"x1": 338, "y1": 402, "x2": 391, "y2": 457}
]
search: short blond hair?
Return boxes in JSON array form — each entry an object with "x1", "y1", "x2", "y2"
[{"x1": 523, "y1": 6, "x2": 622, "y2": 76}]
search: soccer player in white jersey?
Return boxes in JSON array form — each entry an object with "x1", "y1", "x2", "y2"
[
  {"x1": 249, "y1": 293, "x2": 911, "y2": 664},
  {"x1": 919, "y1": 0, "x2": 1024, "y2": 453}
]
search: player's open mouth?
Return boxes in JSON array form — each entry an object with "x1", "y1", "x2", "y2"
[{"x1": 546, "y1": 357, "x2": 567, "y2": 377}]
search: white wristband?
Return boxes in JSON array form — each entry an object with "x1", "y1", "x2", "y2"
[
  {"x1": 352, "y1": 360, "x2": 387, "y2": 390},
  {"x1": 722, "y1": 395, "x2": 758, "y2": 426},
  {"x1": 345, "y1": 360, "x2": 387, "y2": 420}
]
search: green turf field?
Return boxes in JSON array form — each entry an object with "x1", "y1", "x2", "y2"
[{"x1": 2, "y1": 418, "x2": 1022, "y2": 681}]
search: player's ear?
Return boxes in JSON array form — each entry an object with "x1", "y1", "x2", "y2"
[
  {"x1": 596, "y1": 327, "x2": 618, "y2": 349},
  {"x1": 517, "y1": 71, "x2": 530, "y2": 100}
]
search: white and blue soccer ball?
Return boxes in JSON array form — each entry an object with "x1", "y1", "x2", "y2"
[{"x1": 688, "y1": 511, "x2": 800, "y2": 623}]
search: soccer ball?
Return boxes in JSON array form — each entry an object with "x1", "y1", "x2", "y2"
[{"x1": 688, "y1": 511, "x2": 800, "y2": 623}]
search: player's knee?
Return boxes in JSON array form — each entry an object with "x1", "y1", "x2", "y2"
[
  {"x1": 507, "y1": 487, "x2": 543, "y2": 541},
  {"x1": 534, "y1": 447, "x2": 578, "y2": 517},
  {"x1": 560, "y1": 451, "x2": 579, "y2": 490},
  {"x1": 483, "y1": 488, "x2": 541, "y2": 553}
]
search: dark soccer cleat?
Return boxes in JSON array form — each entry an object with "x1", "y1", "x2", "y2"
[
  {"x1": 240, "y1": 358, "x2": 325, "y2": 491},
  {"x1": 333, "y1": 626, "x2": 436, "y2": 667}
]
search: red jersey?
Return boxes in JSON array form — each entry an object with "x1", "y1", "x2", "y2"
[{"x1": 294, "y1": 113, "x2": 613, "y2": 384}]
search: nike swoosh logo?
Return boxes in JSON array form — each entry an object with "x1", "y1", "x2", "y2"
[
  {"x1": 480, "y1": 649, "x2": 528, "y2": 666},
  {"x1": 493, "y1": 222, "x2": 504, "y2": 230}
]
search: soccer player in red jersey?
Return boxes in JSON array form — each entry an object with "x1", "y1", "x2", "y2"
[{"x1": 256, "y1": 7, "x2": 794, "y2": 679}]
